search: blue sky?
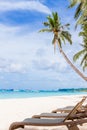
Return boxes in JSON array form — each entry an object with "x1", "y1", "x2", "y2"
[{"x1": 0, "y1": 0, "x2": 86, "y2": 90}]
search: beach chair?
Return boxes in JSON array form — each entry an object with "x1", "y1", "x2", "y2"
[
  {"x1": 32, "y1": 96, "x2": 86, "y2": 119},
  {"x1": 9, "y1": 116, "x2": 87, "y2": 130},
  {"x1": 52, "y1": 97, "x2": 87, "y2": 113},
  {"x1": 52, "y1": 106, "x2": 75, "y2": 113},
  {"x1": 9, "y1": 97, "x2": 87, "y2": 130}
]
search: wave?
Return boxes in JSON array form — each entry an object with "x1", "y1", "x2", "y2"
[{"x1": 0, "y1": 88, "x2": 87, "y2": 93}]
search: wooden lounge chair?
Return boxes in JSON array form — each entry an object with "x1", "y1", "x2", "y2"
[
  {"x1": 9, "y1": 117, "x2": 87, "y2": 130},
  {"x1": 52, "y1": 96, "x2": 87, "y2": 113},
  {"x1": 9, "y1": 97, "x2": 87, "y2": 130},
  {"x1": 52, "y1": 104, "x2": 87, "y2": 113},
  {"x1": 52, "y1": 106, "x2": 75, "y2": 113},
  {"x1": 32, "y1": 97, "x2": 86, "y2": 119}
]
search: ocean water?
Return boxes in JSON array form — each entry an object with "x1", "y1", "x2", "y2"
[{"x1": 0, "y1": 88, "x2": 87, "y2": 99}]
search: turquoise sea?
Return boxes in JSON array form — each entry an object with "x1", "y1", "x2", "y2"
[{"x1": 0, "y1": 88, "x2": 87, "y2": 99}]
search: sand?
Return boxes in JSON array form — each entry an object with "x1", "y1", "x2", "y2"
[{"x1": 0, "y1": 95, "x2": 87, "y2": 130}]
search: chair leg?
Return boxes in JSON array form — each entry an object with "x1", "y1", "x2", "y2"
[
  {"x1": 9, "y1": 125, "x2": 24, "y2": 130},
  {"x1": 67, "y1": 124, "x2": 79, "y2": 130},
  {"x1": 20, "y1": 125, "x2": 24, "y2": 128}
]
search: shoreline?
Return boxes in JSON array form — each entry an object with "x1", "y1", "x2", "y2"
[
  {"x1": 0, "y1": 93, "x2": 87, "y2": 100},
  {"x1": 0, "y1": 95, "x2": 87, "y2": 130}
]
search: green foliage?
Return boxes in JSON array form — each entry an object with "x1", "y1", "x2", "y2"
[
  {"x1": 61, "y1": 31, "x2": 72, "y2": 44},
  {"x1": 69, "y1": 0, "x2": 87, "y2": 71},
  {"x1": 73, "y1": 47, "x2": 87, "y2": 71},
  {"x1": 69, "y1": 0, "x2": 87, "y2": 25},
  {"x1": 39, "y1": 11, "x2": 87, "y2": 80},
  {"x1": 39, "y1": 12, "x2": 72, "y2": 51},
  {"x1": 68, "y1": 0, "x2": 78, "y2": 8}
]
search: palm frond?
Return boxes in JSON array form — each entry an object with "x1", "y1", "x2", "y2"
[
  {"x1": 56, "y1": 38, "x2": 62, "y2": 48},
  {"x1": 39, "y1": 29, "x2": 52, "y2": 32},
  {"x1": 43, "y1": 22, "x2": 50, "y2": 26},
  {"x1": 73, "y1": 49, "x2": 86, "y2": 62},
  {"x1": 52, "y1": 12, "x2": 58, "y2": 22},
  {"x1": 68, "y1": 0, "x2": 78, "y2": 8},
  {"x1": 80, "y1": 53, "x2": 87, "y2": 66},
  {"x1": 74, "y1": 2, "x2": 82, "y2": 19},
  {"x1": 75, "y1": 15, "x2": 84, "y2": 27},
  {"x1": 79, "y1": 31, "x2": 86, "y2": 37},
  {"x1": 62, "y1": 31, "x2": 72, "y2": 44},
  {"x1": 61, "y1": 23, "x2": 70, "y2": 30},
  {"x1": 64, "y1": 23, "x2": 70, "y2": 29},
  {"x1": 47, "y1": 16, "x2": 55, "y2": 28},
  {"x1": 52, "y1": 12, "x2": 61, "y2": 29},
  {"x1": 81, "y1": 44, "x2": 87, "y2": 48},
  {"x1": 60, "y1": 34, "x2": 66, "y2": 44},
  {"x1": 83, "y1": 63, "x2": 87, "y2": 71}
]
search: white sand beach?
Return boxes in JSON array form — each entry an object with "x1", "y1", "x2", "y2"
[{"x1": 0, "y1": 95, "x2": 87, "y2": 130}]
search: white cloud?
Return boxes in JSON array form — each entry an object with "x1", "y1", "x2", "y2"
[
  {"x1": 32, "y1": 53, "x2": 68, "y2": 73},
  {"x1": 0, "y1": 0, "x2": 51, "y2": 14},
  {"x1": 9, "y1": 63, "x2": 25, "y2": 73},
  {"x1": 0, "y1": 22, "x2": 86, "y2": 88},
  {"x1": 0, "y1": 58, "x2": 26, "y2": 73},
  {"x1": 0, "y1": 24, "x2": 21, "y2": 36}
]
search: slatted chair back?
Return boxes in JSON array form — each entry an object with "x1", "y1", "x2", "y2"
[{"x1": 63, "y1": 96, "x2": 86, "y2": 122}]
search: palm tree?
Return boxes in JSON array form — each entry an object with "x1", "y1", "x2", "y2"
[
  {"x1": 73, "y1": 24, "x2": 87, "y2": 70},
  {"x1": 40, "y1": 12, "x2": 87, "y2": 81},
  {"x1": 69, "y1": 0, "x2": 87, "y2": 26},
  {"x1": 69, "y1": 0, "x2": 87, "y2": 71},
  {"x1": 73, "y1": 44, "x2": 87, "y2": 71}
]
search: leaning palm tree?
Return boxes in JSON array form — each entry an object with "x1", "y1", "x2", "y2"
[{"x1": 40, "y1": 12, "x2": 87, "y2": 81}]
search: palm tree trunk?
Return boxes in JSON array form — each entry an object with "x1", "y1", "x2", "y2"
[{"x1": 58, "y1": 45, "x2": 87, "y2": 81}]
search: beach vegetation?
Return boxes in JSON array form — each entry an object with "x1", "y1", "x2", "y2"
[
  {"x1": 73, "y1": 24, "x2": 87, "y2": 71},
  {"x1": 69, "y1": 0, "x2": 87, "y2": 71},
  {"x1": 69, "y1": 0, "x2": 87, "y2": 25}
]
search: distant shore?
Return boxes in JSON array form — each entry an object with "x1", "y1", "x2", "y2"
[{"x1": 0, "y1": 95, "x2": 87, "y2": 130}]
